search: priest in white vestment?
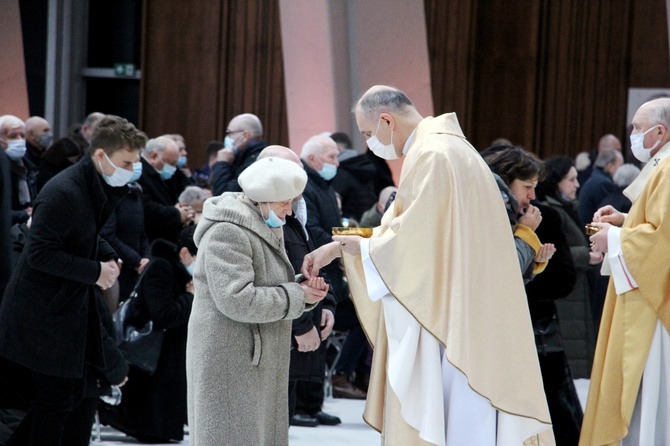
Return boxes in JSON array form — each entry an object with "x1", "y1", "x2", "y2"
[
  {"x1": 581, "y1": 98, "x2": 670, "y2": 446},
  {"x1": 303, "y1": 85, "x2": 554, "y2": 446}
]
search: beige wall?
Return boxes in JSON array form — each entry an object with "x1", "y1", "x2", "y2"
[
  {"x1": 0, "y1": 0, "x2": 29, "y2": 119},
  {"x1": 279, "y1": 0, "x2": 433, "y2": 183}
]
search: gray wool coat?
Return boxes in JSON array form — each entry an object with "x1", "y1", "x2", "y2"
[{"x1": 186, "y1": 193, "x2": 308, "y2": 446}]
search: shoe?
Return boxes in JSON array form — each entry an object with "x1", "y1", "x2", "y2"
[
  {"x1": 290, "y1": 413, "x2": 319, "y2": 427},
  {"x1": 331, "y1": 374, "x2": 367, "y2": 400},
  {"x1": 313, "y1": 411, "x2": 341, "y2": 426}
]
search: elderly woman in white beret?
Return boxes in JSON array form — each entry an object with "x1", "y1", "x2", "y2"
[{"x1": 186, "y1": 156, "x2": 328, "y2": 446}]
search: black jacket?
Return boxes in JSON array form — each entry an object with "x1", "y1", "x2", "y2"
[
  {"x1": 577, "y1": 168, "x2": 617, "y2": 226},
  {"x1": 114, "y1": 238, "x2": 194, "y2": 441},
  {"x1": 301, "y1": 161, "x2": 344, "y2": 301},
  {"x1": 331, "y1": 151, "x2": 378, "y2": 221},
  {"x1": 0, "y1": 153, "x2": 12, "y2": 299},
  {"x1": 0, "y1": 156, "x2": 125, "y2": 378},
  {"x1": 284, "y1": 215, "x2": 336, "y2": 382},
  {"x1": 101, "y1": 182, "x2": 151, "y2": 300},
  {"x1": 210, "y1": 139, "x2": 267, "y2": 196},
  {"x1": 7, "y1": 153, "x2": 37, "y2": 225},
  {"x1": 366, "y1": 150, "x2": 395, "y2": 195},
  {"x1": 137, "y1": 157, "x2": 183, "y2": 243}
]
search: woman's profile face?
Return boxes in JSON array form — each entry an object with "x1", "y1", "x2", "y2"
[
  {"x1": 508, "y1": 176, "x2": 538, "y2": 213},
  {"x1": 557, "y1": 166, "x2": 579, "y2": 201},
  {"x1": 261, "y1": 199, "x2": 294, "y2": 220}
]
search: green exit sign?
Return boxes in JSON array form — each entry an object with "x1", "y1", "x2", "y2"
[{"x1": 113, "y1": 63, "x2": 135, "y2": 76}]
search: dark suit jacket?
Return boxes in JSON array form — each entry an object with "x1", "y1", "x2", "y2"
[
  {"x1": 0, "y1": 156, "x2": 125, "y2": 378},
  {"x1": 577, "y1": 168, "x2": 617, "y2": 226}
]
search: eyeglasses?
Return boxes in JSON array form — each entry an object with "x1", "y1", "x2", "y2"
[{"x1": 225, "y1": 129, "x2": 244, "y2": 136}]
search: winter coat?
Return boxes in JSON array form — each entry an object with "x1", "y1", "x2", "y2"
[
  {"x1": 0, "y1": 153, "x2": 12, "y2": 297},
  {"x1": 541, "y1": 195, "x2": 595, "y2": 378},
  {"x1": 283, "y1": 215, "x2": 336, "y2": 382},
  {"x1": 137, "y1": 157, "x2": 183, "y2": 243},
  {"x1": 577, "y1": 167, "x2": 617, "y2": 225},
  {"x1": 330, "y1": 150, "x2": 377, "y2": 221},
  {"x1": 101, "y1": 182, "x2": 151, "y2": 300},
  {"x1": 301, "y1": 161, "x2": 344, "y2": 301},
  {"x1": 365, "y1": 150, "x2": 395, "y2": 196},
  {"x1": 6, "y1": 153, "x2": 37, "y2": 225},
  {"x1": 210, "y1": 139, "x2": 267, "y2": 196},
  {"x1": 187, "y1": 193, "x2": 308, "y2": 446},
  {"x1": 0, "y1": 156, "x2": 125, "y2": 378},
  {"x1": 115, "y1": 239, "x2": 193, "y2": 441}
]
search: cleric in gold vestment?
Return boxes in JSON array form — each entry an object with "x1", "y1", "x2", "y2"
[
  {"x1": 303, "y1": 86, "x2": 553, "y2": 445},
  {"x1": 581, "y1": 98, "x2": 670, "y2": 446}
]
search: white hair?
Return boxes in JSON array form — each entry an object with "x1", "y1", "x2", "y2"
[
  {"x1": 613, "y1": 163, "x2": 640, "y2": 187},
  {"x1": 143, "y1": 137, "x2": 174, "y2": 157},
  {"x1": 0, "y1": 115, "x2": 25, "y2": 137},
  {"x1": 300, "y1": 135, "x2": 335, "y2": 160}
]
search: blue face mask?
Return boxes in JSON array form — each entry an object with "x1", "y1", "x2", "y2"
[
  {"x1": 128, "y1": 162, "x2": 143, "y2": 182},
  {"x1": 160, "y1": 162, "x2": 177, "y2": 180},
  {"x1": 318, "y1": 162, "x2": 337, "y2": 181},
  {"x1": 263, "y1": 203, "x2": 285, "y2": 228},
  {"x1": 176, "y1": 156, "x2": 187, "y2": 168},
  {"x1": 185, "y1": 261, "x2": 195, "y2": 276}
]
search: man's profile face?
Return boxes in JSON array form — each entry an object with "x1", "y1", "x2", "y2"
[
  {"x1": 317, "y1": 145, "x2": 339, "y2": 168},
  {"x1": 0, "y1": 124, "x2": 26, "y2": 150},
  {"x1": 161, "y1": 142, "x2": 181, "y2": 167},
  {"x1": 355, "y1": 109, "x2": 376, "y2": 142}
]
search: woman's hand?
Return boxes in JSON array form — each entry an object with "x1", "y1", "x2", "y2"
[
  {"x1": 301, "y1": 277, "x2": 328, "y2": 304},
  {"x1": 534, "y1": 243, "x2": 555, "y2": 263},
  {"x1": 519, "y1": 205, "x2": 543, "y2": 231}
]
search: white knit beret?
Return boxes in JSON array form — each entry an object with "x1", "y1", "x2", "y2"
[{"x1": 238, "y1": 157, "x2": 308, "y2": 202}]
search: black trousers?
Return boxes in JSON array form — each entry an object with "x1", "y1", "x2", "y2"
[{"x1": 5, "y1": 370, "x2": 85, "y2": 446}]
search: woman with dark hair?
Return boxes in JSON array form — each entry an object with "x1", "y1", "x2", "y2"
[
  {"x1": 36, "y1": 137, "x2": 83, "y2": 192},
  {"x1": 485, "y1": 147, "x2": 583, "y2": 446},
  {"x1": 536, "y1": 156, "x2": 602, "y2": 380}
]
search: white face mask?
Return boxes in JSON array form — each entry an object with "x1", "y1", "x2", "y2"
[
  {"x1": 292, "y1": 197, "x2": 308, "y2": 227},
  {"x1": 366, "y1": 118, "x2": 397, "y2": 160},
  {"x1": 3, "y1": 139, "x2": 27, "y2": 161},
  {"x1": 630, "y1": 125, "x2": 661, "y2": 162},
  {"x1": 99, "y1": 152, "x2": 134, "y2": 187}
]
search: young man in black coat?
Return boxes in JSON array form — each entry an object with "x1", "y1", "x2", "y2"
[{"x1": 0, "y1": 115, "x2": 147, "y2": 446}]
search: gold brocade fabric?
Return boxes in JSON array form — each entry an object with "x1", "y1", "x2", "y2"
[
  {"x1": 342, "y1": 114, "x2": 553, "y2": 444},
  {"x1": 580, "y1": 156, "x2": 670, "y2": 445}
]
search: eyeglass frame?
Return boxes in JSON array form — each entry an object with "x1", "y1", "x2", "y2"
[{"x1": 225, "y1": 129, "x2": 244, "y2": 136}]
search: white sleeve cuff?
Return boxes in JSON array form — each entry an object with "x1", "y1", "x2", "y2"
[
  {"x1": 361, "y1": 238, "x2": 390, "y2": 302},
  {"x1": 607, "y1": 226, "x2": 638, "y2": 294}
]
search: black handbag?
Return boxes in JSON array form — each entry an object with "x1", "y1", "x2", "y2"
[
  {"x1": 533, "y1": 315, "x2": 564, "y2": 355},
  {"x1": 112, "y1": 264, "x2": 164, "y2": 375}
]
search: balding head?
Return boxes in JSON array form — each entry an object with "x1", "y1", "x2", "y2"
[
  {"x1": 631, "y1": 98, "x2": 670, "y2": 159},
  {"x1": 597, "y1": 134, "x2": 621, "y2": 154},
  {"x1": 259, "y1": 145, "x2": 302, "y2": 166},
  {"x1": 25, "y1": 116, "x2": 52, "y2": 150},
  {"x1": 143, "y1": 136, "x2": 180, "y2": 171},
  {"x1": 81, "y1": 112, "x2": 105, "y2": 142}
]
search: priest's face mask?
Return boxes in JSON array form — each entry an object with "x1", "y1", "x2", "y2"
[{"x1": 356, "y1": 110, "x2": 399, "y2": 160}]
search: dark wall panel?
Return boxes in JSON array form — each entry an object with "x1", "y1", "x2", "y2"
[{"x1": 140, "y1": 0, "x2": 287, "y2": 171}]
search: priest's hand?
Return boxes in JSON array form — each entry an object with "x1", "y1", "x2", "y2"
[
  {"x1": 589, "y1": 222, "x2": 610, "y2": 253},
  {"x1": 593, "y1": 205, "x2": 625, "y2": 227},
  {"x1": 302, "y1": 241, "x2": 341, "y2": 279},
  {"x1": 332, "y1": 235, "x2": 362, "y2": 256}
]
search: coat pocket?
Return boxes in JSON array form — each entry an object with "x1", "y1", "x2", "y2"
[{"x1": 250, "y1": 323, "x2": 262, "y2": 366}]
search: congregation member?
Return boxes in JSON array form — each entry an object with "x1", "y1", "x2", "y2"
[
  {"x1": 303, "y1": 85, "x2": 553, "y2": 445},
  {"x1": 186, "y1": 156, "x2": 328, "y2": 445},
  {"x1": 597, "y1": 163, "x2": 640, "y2": 214},
  {"x1": 581, "y1": 97, "x2": 670, "y2": 445},
  {"x1": 35, "y1": 137, "x2": 83, "y2": 192},
  {"x1": 578, "y1": 148, "x2": 623, "y2": 226},
  {"x1": 0, "y1": 115, "x2": 146, "y2": 446},
  {"x1": 211, "y1": 113, "x2": 267, "y2": 195},
  {"x1": 24, "y1": 116, "x2": 52, "y2": 168},
  {"x1": 0, "y1": 115, "x2": 35, "y2": 225},
  {"x1": 138, "y1": 136, "x2": 194, "y2": 242}
]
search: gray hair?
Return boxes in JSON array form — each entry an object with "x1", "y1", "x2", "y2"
[
  {"x1": 0, "y1": 115, "x2": 25, "y2": 136},
  {"x1": 143, "y1": 137, "x2": 172, "y2": 157},
  {"x1": 179, "y1": 186, "x2": 210, "y2": 205},
  {"x1": 594, "y1": 148, "x2": 622, "y2": 169},
  {"x1": 643, "y1": 98, "x2": 670, "y2": 127},
  {"x1": 233, "y1": 113, "x2": 263, "y2": 138},
  {"x1": 355, "y1": 86, "x2": 414, "y2": 121},
  {"x1": 300, "y1": 135, "x2": 336, "y2": 160},
  {"x1": 613, "y1": 163, "x2": 640, "y2": 187}
]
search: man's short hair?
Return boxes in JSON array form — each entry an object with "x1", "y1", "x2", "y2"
[
  {"x1": 178, "y1": 225, "x2": 198, "y2": 256},
  {"x1": 205, "y1": 140, "x2": 224, "y2": 157},
  {"x1": 644, "y1": 98, "x2": 670, "y2": 128},
  {"x1": 613, "y1": 163, "x2": 641, "y2": 187},
  {"x1": 0, "y1": 115, "x2": 25, "y2": 137},
  {"x1": 90, "y1": 115, "x2": 147, "y2": 155},
  {"x1": 356, "y1": 87, "x2": 414, "y2": 121},
  {"x1": 594, "y1": 148, "x2": 622, "y2": 169},
  {"x1": 143, "y1": 137, "x2": 174, "y2": 157},
  {"x1": 300, "y1": 135, "x2": 335, "y2": 160},
  {"x1": 330, "y1": 131, "x2": 353, "y2": 149}
]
